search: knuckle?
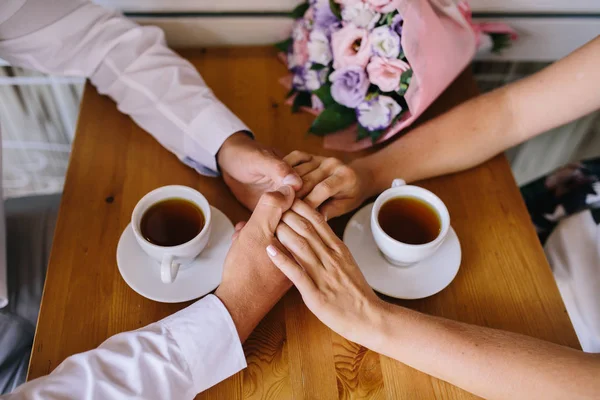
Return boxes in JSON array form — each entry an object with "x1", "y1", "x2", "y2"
[
  {"x1": 298, "y1": 217, "x2": 314, "y2": 233},
  {"x1": 310, "y1": 210, "x2": 327, "y2": 226},
  {"x1": 290, "y1": 150, "x2": 307, "y2": 160},
  {"x1": 322, "y1": 157, "x2": 342, "y2": 169},
  {"x1": 260, "y1": 191, "x2": 284, "y2": 208},
  {"x1": 275, "y1": 160, "x2": 291, "y2": 175},
  {"x1": 317, "y1": 179, "x2": 335, "y2": 194},
  {"x1": 297, "y1": 237, "x2": 310, "y2": 251}
]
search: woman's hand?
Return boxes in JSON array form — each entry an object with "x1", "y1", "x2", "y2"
[
  {"x1": 266, "y1": 199, "x2": 385, "y2": 346},
  {"x1": 283, "y1": 151, "x2": 376, "y2": 219}
]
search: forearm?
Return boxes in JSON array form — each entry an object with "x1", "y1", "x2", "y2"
[
  {"x1": 215, "y1": 273, "x2": 291, "y2": 343},
  {"x1": 366, "y1": 302, "x2": 600, "y2": 400},
  {"x1": 353, "y1": 86, "x2": 515, "y2": 192},
  {"x1": 354, "y1": 35, "x2": 600, "y2": 194}
]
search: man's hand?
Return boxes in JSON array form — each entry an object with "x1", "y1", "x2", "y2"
[
  {"x1": 284, "y1": 151, "x2": 377, "y2": 219},
  {"x1": 215, "y1": 185, "x2": 295, "y2": 342},
  {"x1": 218, "y1": 133, "x2": 303, "y2": 210}
]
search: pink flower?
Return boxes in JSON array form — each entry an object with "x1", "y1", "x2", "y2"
[
  {"x1": 366, "y1": 56, "x2": 410, "y2": 92},
  {"x1": 366, "y1": 0, "x2": 400, "y2": 13},
  {"x1": 331, "y1": 25, "x2": 372, "y2": 70},
  {"x1": 334, "y1": 0, "x2": 363, "y2": 5},
  {"x1": 292, "y1": 25, "x2": 310, "y2": 67}
]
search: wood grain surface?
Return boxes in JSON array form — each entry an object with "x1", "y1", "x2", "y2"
[{"x1": 28, "y1": 47, "x2": 580, "y2": 399}]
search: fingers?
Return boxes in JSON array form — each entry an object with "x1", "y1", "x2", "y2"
[
  {"x1": 304, "y1": 174, "x2": 344, "y2": 210},
  {"x1": 266, "y1": 244, "x2": 317, "y2": 295},
  {"x1": 260, "y1": 151, "x2": 303, "y2": 190},
  {"x1": 275, "y1": 223, "x2": 323, "y2": 279},
  {"x1": 289, "y1": 200, "x2": 342, "y2": 250},
  {"x1": 283, "y1": 150, "x2": 312, "y2": 167},
  {"x1": 249, "y1": 185, "x2": 295, "y2": 235},
  {"x1": 231, "y1": 221, "x2": 247, "y2": 241},
  {"x1": 281, "y1": 210, "x2": 331, "y2": 261},
  {"x1": 296, "y1": 157, "x2": 342, "y2": 198},
  {"x1": 294, "y1": 158, "x2": 322, "y2": 177}
]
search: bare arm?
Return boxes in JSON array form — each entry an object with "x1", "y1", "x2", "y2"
[
  {"x1": 371, "y1": 303, "x2": 600, "y2": 400},
  {"x1": 356, "y1": 35, "x2": 600, "y2": 191},
  {"x1": 266, "y1": 201, "x2": 600, "y2": 399}
]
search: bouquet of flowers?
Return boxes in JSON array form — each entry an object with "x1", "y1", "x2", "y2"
[{"x1": 277, "y1": 0, "x2": 516, "y2": 151}]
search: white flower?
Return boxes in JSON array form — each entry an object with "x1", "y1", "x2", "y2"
[
  {"x1": 311, "y1": 94, "x2": 325, "y2": 111},
  {"x1": 341, "y1": 2, "x2": 380, "y2": 29},
  {"x1": 370, "y1": 26, "x2": 400, "y2": 58},
  {"x1": 357, "y1": 95, "x2": 402, "y2": 131},
  {"x1": 304, "y1": 65, "x2": 329, "y2": 91},
  {"x1": 287, "y1": 52, "x2": 299, "y2": 69},
  {"x1": 307, "y1": 30, "x2": 333, "y2": 65}
]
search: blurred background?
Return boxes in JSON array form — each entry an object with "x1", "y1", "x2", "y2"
[{"x1": 1, "y1": 0, "x2": 599, "y2": 198}]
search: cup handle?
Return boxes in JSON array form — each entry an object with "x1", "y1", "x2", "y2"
[
  {"x1": 160, "y1": 254, "x2": 180, "y2": 284},
  {"x1": 391, "y1": 179, "x2": 406, "y2": 188}
]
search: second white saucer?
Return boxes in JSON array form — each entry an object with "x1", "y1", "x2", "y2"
[{"x1": 343, "y1": 203, "x2": 461, "y2": 300}]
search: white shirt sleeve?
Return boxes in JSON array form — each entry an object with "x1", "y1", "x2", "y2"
[
  {"x1": 4, "y1": 295, "x2": 247, "y2": 399},
  {"x1": 0, "y1": 0, "x2": 250, "y2": 176}
]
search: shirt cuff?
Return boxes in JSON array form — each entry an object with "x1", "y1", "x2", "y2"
[
  {"x1": 160, "y1": 294, "x2": 246, "y2": 394},
  {"x1": 184, "y1": 101, "x2": 251, "y2": 174}
]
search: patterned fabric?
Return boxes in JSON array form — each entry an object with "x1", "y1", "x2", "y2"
[{"x1": 521, "y1": 158, "x2": 600, "y2": 244}]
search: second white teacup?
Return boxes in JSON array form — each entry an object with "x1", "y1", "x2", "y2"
[
  {"x1": 371, "y1": 179, "x2": 450, "y2": 267},
  {"x1": 131, "y1": 185, "x2": 212, "y2": 284}
]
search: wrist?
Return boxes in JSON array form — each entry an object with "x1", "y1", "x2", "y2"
[
  {"x1": 355, "y1": 299, "x2": 404, "y2": 354},
  {"x1": 216, "y1": 131, "x2": 254, "y2": 171},
  {"x1": 350, "y1": 158, "x2": 382, "y2": 199},
  {"x1": 215, "y1": 272, "x2": 291, "y2": 343}
]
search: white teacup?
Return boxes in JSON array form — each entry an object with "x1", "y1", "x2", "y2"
[
  {"x1": 131, "y1": 185, "x2": 212, "y2": 284},
  {"x1": 371, "y1": 179, "x2": 450, "y2": 267}
]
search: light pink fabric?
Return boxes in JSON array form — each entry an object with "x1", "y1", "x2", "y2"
[
  {"x1": 323, "y1": 0, "x2": 477, "y2": 151},
  {"x1": 458, "y1": 1, "x2": 518, "y2": 48}
]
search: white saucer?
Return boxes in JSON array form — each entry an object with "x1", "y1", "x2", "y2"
[
  {"x1": 343, "y1": 203, "x2": 461, "y2": 300},
  {"x1": 116, "y1": 206, "x2": 234, "y2": 303}
]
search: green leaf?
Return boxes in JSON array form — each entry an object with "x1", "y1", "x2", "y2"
[
  {"x1": 400, "y1": 69, "x2": 413, "y2": 85},
  {"x1": 285, "y1": 87, "x2": 297, "y2": 99},
  {"x1": 397, "y1": 83, "x2": 409, "y2": 96},
  {"x1": 310, "y1": 63, "x2": 327, "y2": 71},
  {"x1": 329, "y1": 0, "x2": 342, "y2": 20},
  {"x1": 290, "y1": 2, "x2": 310, "y2": 19},
  {"x1": 384, "y1": 12, "x2": 395, "y2": 26},
  {"x1": 309, "y1": 103, "x2": 356, "y2": 136},
  {"x1": 292, "y1": 91, "x2": 312, "y2": 113},
  {"x1": 369, "y1": 128, "x2": 385, "y2": 143},
  {"x1": 398, "y1": 50, "x2": 405, "y2": 60},
  {"x1": 274, "y1": 38, "x2": 293, "y2": 53},
  {"x1": 357, "y1": 125, "x2": 370, "y2": 141},
  {"x1": 312, "y1": 82, "x2": 335, "y2": 107}
]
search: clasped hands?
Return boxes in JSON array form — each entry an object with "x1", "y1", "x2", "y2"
[{"x1": 216, "y1": 139, "x2": 386, "y2": 350}]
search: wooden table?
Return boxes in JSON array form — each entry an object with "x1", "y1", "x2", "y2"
[{"x1": 28, "y1": 47, "x2": 579, "y2": 399}]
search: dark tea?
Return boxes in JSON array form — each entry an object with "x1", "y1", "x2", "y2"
[
  {"x1": 140, "y1": 198, "x2": 204, "y2": 247},
  {"x1": 377, "y1": 196, "x2": 441, "y2": 245}
]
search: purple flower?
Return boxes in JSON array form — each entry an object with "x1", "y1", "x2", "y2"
[
  {"x1": 312, "y1": 0, "x2": 341, "y2": 34},
  {"x1": 292, "y1": 65, "x2": 308, "y2": 90},
  {"x1": 356, "y1": 95, "x2": 402, "y2": 131},
  {"x1": 391, "y1": 13, "x2": 403, "y2": 36},
  {"x1": 329, "y1": 66, "x2": 369, "y2": 108}
]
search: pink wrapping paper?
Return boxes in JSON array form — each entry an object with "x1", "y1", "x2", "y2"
[
  {"x1": 281, "y1": 0, "x2": 478, "y2": 152},
  {"x1": 324, "y1": 0, "x2": 477, "y2": 151}
]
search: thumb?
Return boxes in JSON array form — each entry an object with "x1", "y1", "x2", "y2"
[
  {"x1": 260, "y1": 153, "x2": 303, "y2": 190},
  {"x1": 248, "y1": 185, "x2": 295, "y2": 235}
]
